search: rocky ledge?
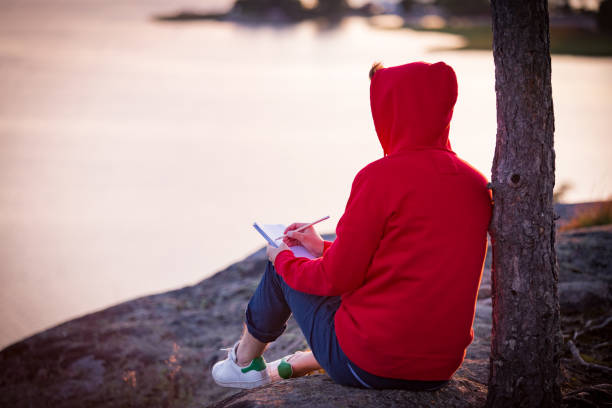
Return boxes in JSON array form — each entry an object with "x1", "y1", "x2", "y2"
[{"x1": 0, "y1": 226, "x2": 610, "y2": 407}]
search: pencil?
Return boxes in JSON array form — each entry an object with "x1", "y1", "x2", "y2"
[{"x1": 274, "y1": 216, "x2": 330, "y2": 241}]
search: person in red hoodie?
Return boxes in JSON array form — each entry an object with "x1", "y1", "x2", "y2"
[{"x1": 212, "y1": 61, "x2": 492, "y2": 390}]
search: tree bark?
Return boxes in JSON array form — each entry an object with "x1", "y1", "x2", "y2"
[{"x1": 487, "y1": 1, "x2": 561, "y2": 407}]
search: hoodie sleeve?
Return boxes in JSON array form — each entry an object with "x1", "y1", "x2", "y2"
[{"x1": 274, "y1": 168, "x2": 386, "y2": 296}]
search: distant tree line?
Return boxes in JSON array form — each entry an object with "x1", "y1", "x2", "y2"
[
  {"x1": 599, "y1": 0, "x2": 612, "y2": 30},
  {"x1": 232, "y1": 0, "x2": 611, "y2": 31},
  {"x1": 400, "y1": 0, "x2": 610, "y2": 30},
  {"x1": 399, "y1": 0, "x2": 490, "y2": 15},
  {"x1": 231, "y1": 0, "x2": 350, "y2": 18}
]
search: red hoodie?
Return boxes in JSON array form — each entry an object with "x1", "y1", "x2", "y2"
[{"x1": 274, "y1": 61, "x2": 492, "y2": 381}]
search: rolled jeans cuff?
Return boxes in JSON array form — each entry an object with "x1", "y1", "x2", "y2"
[{"x1": 245, "y1": 303, "x2": 287, "y2": 343}]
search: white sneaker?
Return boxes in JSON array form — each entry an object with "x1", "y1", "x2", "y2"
[{"x1": 211, "y1": 342, "x2": 270, "y2": 389}]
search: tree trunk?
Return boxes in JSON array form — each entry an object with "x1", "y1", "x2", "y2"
[
  {"x1": 315, "y1": 0, "x2": 350, "y2": 13},
  {"x1": 487, "y1": 1, "x2": 561, "y2": 407}
]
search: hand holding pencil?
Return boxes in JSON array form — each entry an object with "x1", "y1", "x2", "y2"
[{"x1": 280, "y1": 216, "x2": 329, "y2": 258}]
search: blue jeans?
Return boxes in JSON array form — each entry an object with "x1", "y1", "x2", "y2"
[{"x1": 245, "y1": 261, "x2": 448, "y2": 391}]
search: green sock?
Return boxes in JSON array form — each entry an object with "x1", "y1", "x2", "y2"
[
  {"x1": 240, "y1": 356, "x2": 266, "y2": 373},
  {"x1": 277, "y1": 358, "x2": 293, "y2": 379}
]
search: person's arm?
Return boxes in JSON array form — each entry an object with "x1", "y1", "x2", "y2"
[{"x1": 273, "y1": 169, "x2": 386, "y2": 296}]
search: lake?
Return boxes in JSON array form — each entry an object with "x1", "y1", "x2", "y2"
[{"x1": 0, "y1": 0, "x2": 610, "y2": 349}]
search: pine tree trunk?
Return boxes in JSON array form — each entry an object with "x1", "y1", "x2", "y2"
[{"x1": 487, "y1": 1, "x2": 561, "y2": 407}]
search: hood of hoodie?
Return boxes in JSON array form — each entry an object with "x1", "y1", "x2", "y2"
[{"x1": 370, "y1": 61, "x2": 458, "y2": 156}]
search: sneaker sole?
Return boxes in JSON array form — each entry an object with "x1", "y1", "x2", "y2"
[{"x1": 213, "y1": 377, "x2": 270, "y2": 389}]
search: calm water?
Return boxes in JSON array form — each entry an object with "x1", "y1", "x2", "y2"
[{"x1": 1, "y1": 0, "x2": 611, "y2": 349}]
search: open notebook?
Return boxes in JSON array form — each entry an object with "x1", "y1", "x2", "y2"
[{"x1": 253, "y1": 223, "x2": 316, "y2": 259}]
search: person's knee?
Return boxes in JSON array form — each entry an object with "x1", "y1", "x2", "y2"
[
  {"x1": 266, "y1": 261, "x2": 290, "y2": 296},
  {"x1": 265, "y1": 260, "x2": 279, "y2": 278},
  {"x1": 263, "y1": 261, "x2": 278, "y2": 283}
]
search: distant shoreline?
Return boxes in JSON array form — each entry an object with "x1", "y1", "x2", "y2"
[{"x1": 555, "y1": 200, "x2": 610, "y2": 227}]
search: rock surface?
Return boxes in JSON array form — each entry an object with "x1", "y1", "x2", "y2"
[
  {"x1": 0, "y1": 226, "x2": 610, "y2": 407},
  {"x1": 556, "y1": 225, "x2": 612, "y2": 314},
  {"x1": 208, "y1": 374, "x2": 488, "y2": 408}
]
